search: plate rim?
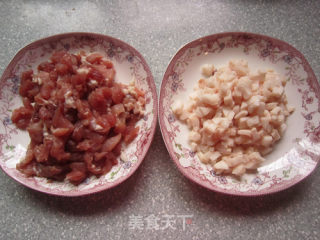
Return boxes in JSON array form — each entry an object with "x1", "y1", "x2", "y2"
[
  {"x1": 158, "y1": 31, "x2": 320, "y2": 196},
  {"x1": 0, "y1": 32, "x2": 158, "y2": 197}
]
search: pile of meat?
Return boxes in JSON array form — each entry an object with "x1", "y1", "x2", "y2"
[
  {"x1": 172, "y1": 60, "x2": 294, "y2": 177},
  {"x1": 11, "y1": 51, "x2": 145, "y2": 185}
]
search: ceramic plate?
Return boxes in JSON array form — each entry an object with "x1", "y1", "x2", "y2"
[
  {"x1": 0, "y1": 32, "x2": 157, "y2": 196},
  {"x1": 159, "y1": 32, "x2": 320, "y2": 196}
]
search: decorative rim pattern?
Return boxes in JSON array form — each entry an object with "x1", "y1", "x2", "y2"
[
  {"x1": 0, "y1": 32, "x2": 158, "y2": 196},
  {"x1": 159, "y1": 32, "x2": 320, "y2": 196}
]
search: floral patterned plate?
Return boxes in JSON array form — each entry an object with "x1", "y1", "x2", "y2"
[
  {"x1": 0, "y1": 32, "x2": 157, "y2": 196},
  {"x1": 159, "y1": 32, "x2": 320, "y2": 196}
]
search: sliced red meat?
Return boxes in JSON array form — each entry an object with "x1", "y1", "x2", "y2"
[
  {"x1": 89, "y1": 116, "x2": 110, "y2": 134},
  {"x1": 112, "y1": 142, "x2": 122, "y2": 156},
  {"x1": 124, "y1": 126, "x2": 140, "y2": 144},
  {"x1": 22, "y1": 97, "x2": 33, "y2": 109},
  {"x1": 66, "y1": 170, "x2": 86, "y2": 185},
  {"x1": 72, "y1": 122, "x2": 85, "y2": 142},
  {"x1": 16, "y1": 144, "x2": 35, "y2": 169},
  {"x1": 88, "y1": 87, "x2": 107, "y2": 112},
  {"x1": 66, "y1": 162, "x2": 87, "y2": 184},
  {"x1": 84, "y1": 152, "x2": 102, "y2": 175},
  {"x1": 114, "y1": 116, "x2": 126, "y2": 133},
  {"x1": 50, "y1": 136, "x2": 70, "y2": 161},
  {"x1": 49, "y1": 71, "x2": 58, "y2": 81},
  {"x1": 71, "y1": 71, "x2": 87, "y2": 86},
  {"x1": 40, "y1": 73, "x2": 55, "y2": 99},
  {"x1": 51, "y1": 51, "x2": 67, "y2": 63},
  {"x1": 76, "y1": 99, "x2": 92, "y2": 119},
  {"x1": 105, "y1": 112, "x2": 116, "y2": 127},
  {"x1": 76, "y1": 139, "x2": 94, "y2": 151},
  {"x1": 11, "y1": 106, "x2": 33, "y2": 129},
  {"x1": 111, "y1": 103, "x2": 125, "y2": 116},
  {"x1": 34, "y1": 144, "x2": 49, "y2": 163},
  {"x1": 88, "y1": 68, "x2": 104, "y2": 83},
  {"x1": 55, "y1": 63, "x2": 70, "y2": 75},
  {"x1": 111, "y1": 83, "x2": 124, "y2": 104},
  {"x1": 107, "y1": 152, "x2": 118, "y2": 166},
  {"x1": 17, "y1": 162, "x2": 37, "y2": 177},
  {"x1": 94, "y1": 64, "x2": 115, "y2": 82},
  {"x1": 102, "y1": 134, "x2": 122, "y2": 152},
  {"x1": 21, "y1": 69, "x2": 33, "y2": 82},
  {"x1": 36, "y1": 164, "x2": 63, "y2": 178},
  {"x1": 101, "y1": 59, "x2": 113, "y2": 69},
  {"x1": 86, "y1": 53, "x2": 103, "y2": 64},
  {"x1": 19, "y1": 70, "x2": 39, "y2": 100},
  {"x1": 38, "y1": 61, "x2": 55, "y2": 72},
  {"x1": 27, "y1": 121, "x2": 44, "y2": 144},
  {"x1": 52, "y1": 106, "x2": 74, "y2": 135}
]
